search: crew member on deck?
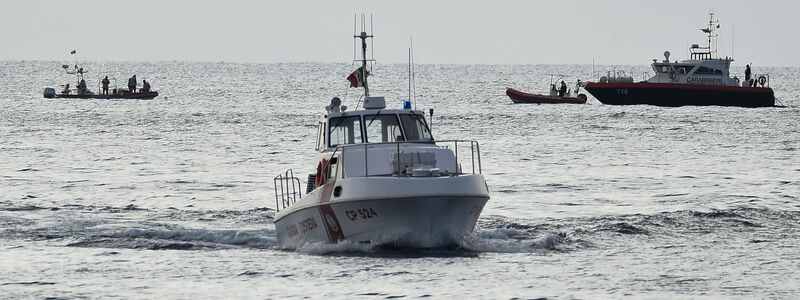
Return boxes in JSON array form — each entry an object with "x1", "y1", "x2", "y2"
[
  {"x1": 141, "y1": 80, "x2": 151, "y2": 92},
  {"x1": 128, "y1": 75, "x2": 137, "y2": 93},
  {"x1": 77, "y1": 79, "x2": 88, "y2": 95},
  {"x1": 745, "y1": 64, "x2": 752, "y2": 86},
  {"x1": 558, "y1": 81, "x2": 567, "y2": 97},
  {"x1": 101, "y1": 76, "x2": 110, "y2": 95}
]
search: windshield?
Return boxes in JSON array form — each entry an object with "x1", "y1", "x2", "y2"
[
  {"x1": 365, "y1": 114, "x2": 403, "y2": 143},
  {"x1": 400, "y1": 114, "x2": 433, "y2": 142},
  {"x1": 328, "y1": 115, "x2": 363, "y2": 147}
]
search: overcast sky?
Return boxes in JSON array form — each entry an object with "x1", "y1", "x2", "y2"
[{"x1": 1, "y1": 0, "x2": 797, "y2": 66}]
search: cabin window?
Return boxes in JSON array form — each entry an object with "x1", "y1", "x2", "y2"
[
  {"x1": 316, "y1": 122, "x2": 323, "y2": 150},
  {"x1": 328, "y1": 116, "x2": 363, "y2": 147},
  {"x1": 365, "y1": 114, "x2": 404, "y2": 143},
  {"x1": 673, "y1": 65, "x2": 695, "y2": 74},
  {"x1": 695, "y1": 66, "x2": 723, "y2": 75},
  {"x1": 399, "y1": 114, "x2": 433, "y2": 142}
]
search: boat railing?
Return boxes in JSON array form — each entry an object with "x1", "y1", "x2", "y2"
[
  {"x1": 325, "y1": 140, "x2": 482, "y2": 179},
  {"x1": 750, "y1": 73, "x2": 770, "y2": 88},
  {"x1": 437, "y1": 139, "x2": 482, "y2": 175},
  {"x1": 273, "y1": 169, "x2": 302, "y2": 212}
]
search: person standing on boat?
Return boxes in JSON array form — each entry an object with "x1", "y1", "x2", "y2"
[
  {"x1": 744, "y1": 64, "x2": 752, "y2": 86},
  {"x1": 558, "y1": 81, "x2": 567, "y2": 97},
  {"x1": 128, "y1": 75, "x2": 137, "y2": 93},
  {"x1": 101, "y1": 76, "x2": 110, "y2": 95}
]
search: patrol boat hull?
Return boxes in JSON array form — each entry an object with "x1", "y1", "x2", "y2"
[
  {"x1": 274, "y1": 175, "x2": 489, "y2": 249},
  {"x1": 584, "y1": 82, "x2": 775, "y2": 107}
]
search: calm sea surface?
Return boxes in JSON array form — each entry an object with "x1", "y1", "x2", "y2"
[{"x1": 1, "y1": 61, "x2": 799, "y2": 299}]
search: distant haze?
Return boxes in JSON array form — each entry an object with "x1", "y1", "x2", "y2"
[{"x1": 1, "y1": 0, "x2": 797, "y2": 67}]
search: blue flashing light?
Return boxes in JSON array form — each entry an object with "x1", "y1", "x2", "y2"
[{"x1": 403, "y1": 99, "x2": 412, "y2": 109}]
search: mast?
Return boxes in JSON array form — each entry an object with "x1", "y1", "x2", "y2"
[
  {"x1": 356, "y1": 31, "x2": 372, "y2": 97},
  {"x1": 353, "y1": 14, "x2": 373, "y2": 98},
  {"x1": 703, "y1": 11, "x2": 719, "y2": 59}
]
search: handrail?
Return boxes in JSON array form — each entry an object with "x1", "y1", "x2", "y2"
[
  {"x1": 438, "y1": 139, "x2": 482, "y2": 174},
  {"x1": 272, "y1": 169, "x2": 302, "y2": 212},
  {"x1": 752, "y1": 73, "x2": 770, "y2": 88}
]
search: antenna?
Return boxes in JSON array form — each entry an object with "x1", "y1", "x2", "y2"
[
  {"x1": 408, "y1": 46, "x2": 412, "y2": 103},
  {"x1": 353, "y1": 14, "x2": 375, "y2": 98},
  {"x1": 702, "y1": 9, "x2": 720, "y2": 59},
  {"x1": 411, "y1": 36, "x2": 416, "y2": 110},
  {"x1": 352, "y1": 14, "x2": 357, "y2": 64},
  {"x1": 732, "y1": 24, "x2": 735, "y2": 58},
  {"x1": 407, "y1": 37, "x2": 418, "y2": 109},
  {"x1": 65, "y1": 49, "x2": 86, "y2": 82},
  {"x1": 72, "y1": 50, "x2": 78, "y2": 70}
]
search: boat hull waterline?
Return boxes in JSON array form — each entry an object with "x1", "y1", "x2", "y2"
[
  {"x1": 584, "y1": 82, "x2": 775, "y2": 107},
  {"x1": 274, "y1": 176, "x2": 490, "y2": 249},
  {"x1": 506, "y1": 88, "x2": 587, "y2": 104},
  {"x1": 49, "y1": 91, "x2": 159, "y2": 100}
]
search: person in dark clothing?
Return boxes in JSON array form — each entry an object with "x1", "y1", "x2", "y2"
[
  {"x1": 745, "y1": 64, "x2": 752, "y2": 81},
  {"x1": 744, "y1": 64, "x2": 752, "y2": 87},
  {"x1": 101, "y1": 76, "x2": 110, "y2": 95},
  {"x1": 128, "y1": 75, "x2": 137, "y2": 93},
  {"x1": 77, "y1": 79, "x2": 88, "y2": 94},
  {"x1": 141, "y1": 80, "x2": 151, "y2": 92},
  {"x1": 558, "y1": 81, "x2": 567, "y2": 97}
]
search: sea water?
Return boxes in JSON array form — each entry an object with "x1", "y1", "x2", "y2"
[{"x1": 1, "y1": 61, "x2": 799, "y2": 299}]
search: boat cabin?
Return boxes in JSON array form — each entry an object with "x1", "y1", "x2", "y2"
[
  {"x1": 316, "y1": 96, "x2": 434, "y2": 152},
  {"x1": 308, "y1": 96, "x2": 478, "y2": 187},
  {"x1": 647, "y1": 49, "x2": 739, "y2": 86}
]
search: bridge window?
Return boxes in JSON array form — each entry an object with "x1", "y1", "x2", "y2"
[
  {"x1": 365, "y1": 114, "x2": 404, "y2": 143},
  {"x1": 400, "y1": 114, "x2": 433, "y2": 142},
  {"x1": 328, "y1": 116, "x2": 363, "y2": 147},
  {"x1": 316, "y1": 122, "x2": 324, "y2": 150}
]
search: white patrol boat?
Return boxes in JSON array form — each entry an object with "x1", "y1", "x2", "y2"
[
  {"x1": 272, "y1": 24, "x2": 490, "y2": 249},
  {"x1": 585, "y1": 12, "x2": 775, "y2": 107}
]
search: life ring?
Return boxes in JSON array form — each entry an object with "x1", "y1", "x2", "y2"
[
  {"x1": 668, "y1": 69, "x2": 677, "y2": 80},
  {"x1": 757, "y1": 76, "x2": 767, "y2": 86},
  {"x1": 315, "y1": 158, "x2": 328, "y2": 187}
]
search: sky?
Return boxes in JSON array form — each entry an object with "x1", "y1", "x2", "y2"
[{"x1": 1, "y1": 0, "x2": 797, "y2": 66}]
